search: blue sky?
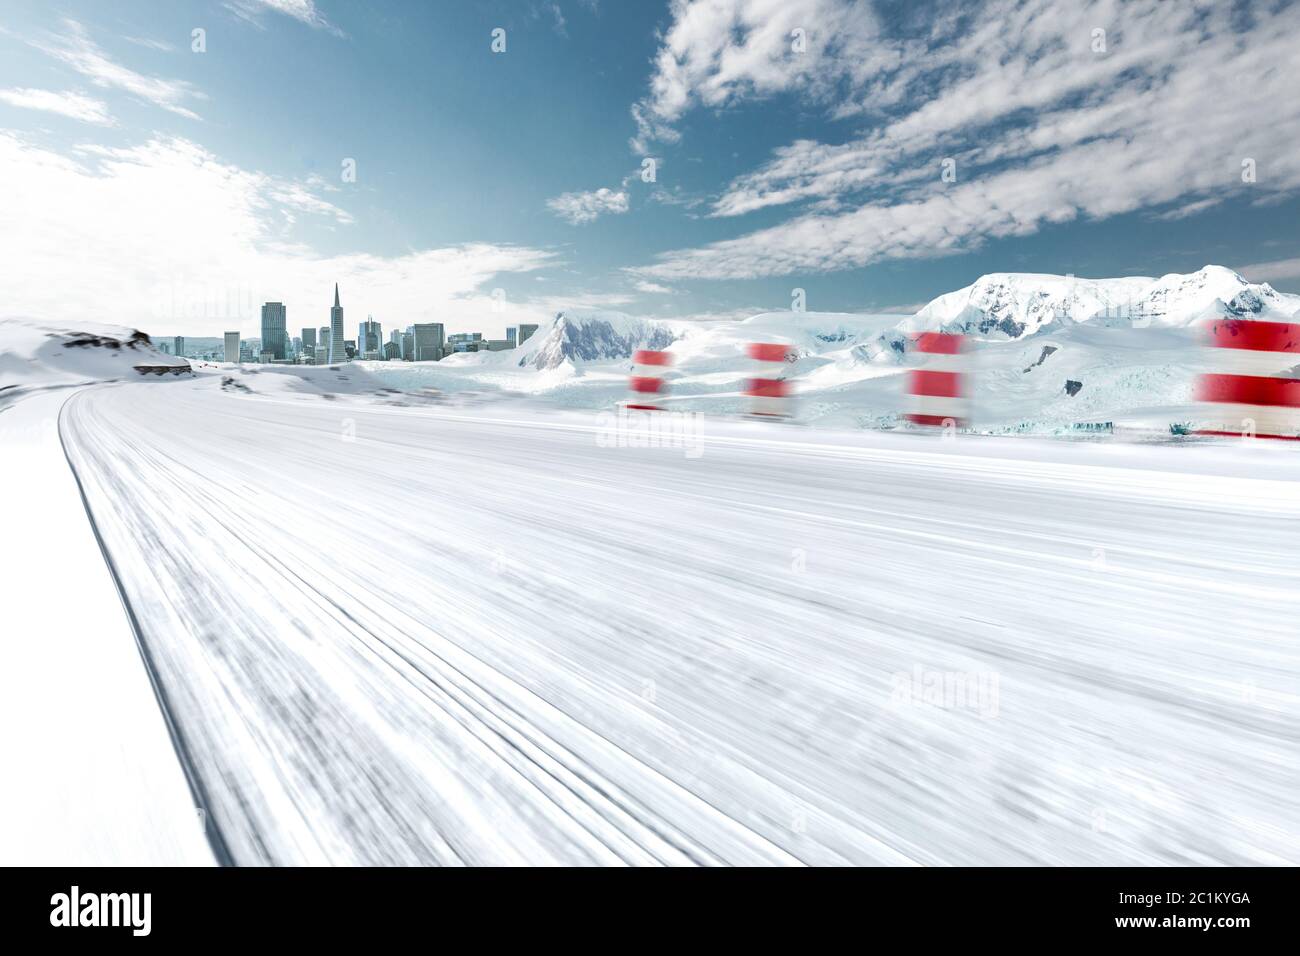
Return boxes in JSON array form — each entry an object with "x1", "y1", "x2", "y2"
[{"x1": 1, "y1": 0, "x2": 1297, "y2": 339}]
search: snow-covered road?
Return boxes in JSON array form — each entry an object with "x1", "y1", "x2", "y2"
[{"x1": 58, "y1": 376, "x2": 1300, "y2": 865}]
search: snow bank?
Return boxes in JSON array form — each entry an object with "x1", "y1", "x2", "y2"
[{"x1": 0, "y1": 316, "x2": 189, "y2": 407}]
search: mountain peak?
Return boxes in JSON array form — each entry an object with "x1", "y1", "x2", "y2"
[{"x1": 912, "y1": 265, "x2": 1297, "y2": 338}]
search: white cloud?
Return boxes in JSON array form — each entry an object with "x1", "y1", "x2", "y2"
[
  {"x1": 549, "y1": 3, "x2": 568, "y2": 38},
  {"x1": 1236, "y1": 258, "x2": 1300, "y2": 284},
  {"x1": 546, "y1": 187, "x2": 630, "y2": 225},
  {"x1": 630, "y1": 0, "x2": 894, "y2": 152},
  {"x1": 31, "y1": 20, "x2": 204, "y2": 120},
  {"x1": 122, "y1": 36, "x2": 176, "y2": 53},
  {"x1": 0, "y1": 131, "x2": 556, "y2": 337},
  {"x1": 225, "y1": 1, "x2": 341, "y2": 34},
  {"x1": 1153, "y1": 198, "x2": 1223, "y2": 222},
  {"x1": 633, "y1": 280, "x2": 676, "y2": 294},
  {"x1": 0, "y1": 88, "x2": 113, "y2": 126},
  {"x1": 631, "y1": 0, "x2": 1300, "y2": 279}
]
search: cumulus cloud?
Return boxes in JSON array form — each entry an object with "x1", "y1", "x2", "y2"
[
  {"x1": 0, "y1": 88, "x2": 114, "y2": 125},
  {"x1": 546, "y1": 187, "x2": 630, "y2": 224},
  {"x1": 631, "y1": 0, "x2": 1300, "y2": 280},
  {"x1": 0, "y1": 131, "x2": 556, "y2": 336},
  {"x1": 630, "y1": 0, "x2": 895, "y2": 152},
  {"x1": 30, "y1": 20, "x2": 204, "y2": 120}
]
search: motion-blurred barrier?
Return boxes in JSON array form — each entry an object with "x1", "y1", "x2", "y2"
[
  {"x1": 1195, "y1": 318, "x2": 1300, "y2": 440},
  {"x1": 906, "y1": 332, "x2": 969, "y2": 428},
  {"x1": 627, "y1": 349, "x2": 672, "y2": 411},
  {"x1": 745, "y1": 342, "x2": 795, "y2": 418}
]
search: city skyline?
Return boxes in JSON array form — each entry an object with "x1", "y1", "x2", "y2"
[{"x1": 171, "y1": 280, "x2": 539, "y2": 364}]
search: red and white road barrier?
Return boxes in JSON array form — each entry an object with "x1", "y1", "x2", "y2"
[
  {"x1": 905, "y1": 332, "x2": 969, "y2": 428},
  {"x1": 627, "y1": 349, "x2": 672, "y2": 411},
  {"x1": 1195, "y1": 318, "x2": 1300, "y2": 440},
  {"x1": 745, "y1": 342, "x2": 794, "y2": 417}
]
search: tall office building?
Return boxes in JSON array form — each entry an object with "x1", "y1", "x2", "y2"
[
  {"x1": 518, "y1": 323, "x2": 539, "y2": 345},
  {"x1": 224, "y1": 331, "x2": 240, "y2": 363},
  {"x1": 328, "y1": 284, "x2": 347, "y2": 364},
  {"x1": 358, "y1": 316, "x2": 382, "y2": 358},
  {"x1": 412, "y1": 323, "x2": 445, "y2": 361},
  {"x1": 173, "y1": 336, "x2": 185, "y2": 357},
  {"x1": 506, "y1": 327, "x2": 517, "y2": 347},
  {"x1": 261, "y1": 302, "x2": 288, "y2": 360},
  {"x1": 401, "y1": 330, "x2": 414, "y2": 361},
  {"x1": 302, "y1": 327, "x2": 317, "y2": 350}
]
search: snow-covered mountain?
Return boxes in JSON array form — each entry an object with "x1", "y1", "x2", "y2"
[
  {"x1": 514, "y1": 309, "x2": 677, "y2": 370},
  {"x1": 908, "y1": 272, "x2": 1151, "y2": 338},
  {"x1": 1, "y1": 317, "x2": 189, "y2": 403},
  {"x1": 909, "y1": 265, "x2": 1300, "y2": 339},
  {"x1": 1134, "y1": 266, "x2": 1300, "y2": 325}
]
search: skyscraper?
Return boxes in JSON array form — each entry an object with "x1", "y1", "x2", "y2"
[
  {"x1": 518, "y1": 323, "x2": 539, "y2": 345},
  {"x1": 328, "y1": 284, "x2": 347, "y2": 364},
  {"x1": 173, "y1": 335, "x2": 185, "y2": 357},
  {"x1": 506, "y1": 327, "x2": 517, "y2": 347},
  {"x1": 302, "y1": 327, "x2": 317, "y2": 350},
  {"x1": 224, "y1": 331, "x2": 240, "y2": 363},
  {"x1": 412, "y1": 323, "x2": 445, "y2": 361},
  {"x1": 261, "y1": 302, "x2": 288, "y2": 360},
  {"x1": 358, "y1": 316, "x2": 382, "y2": 358}
]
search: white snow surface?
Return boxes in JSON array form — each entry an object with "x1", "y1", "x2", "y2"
[
  {"x1": 0, "y1": 387, "x2": 214, "y2": 865},
  {"x1": 358, "y1": 266, "x2": 1300, "y2": 435},
  {"x1": 0, "y1": 316, "x2": 187, "y2": 399},
  {"x1": 46, "y1": 370, "x2": 1300, "y2": 865},
  {"x1": 4, "y1": 268, "x2": 1300, "y2": 865}
]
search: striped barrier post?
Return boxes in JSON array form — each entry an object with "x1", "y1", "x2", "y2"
[
  {"x1": 745, "y1": 342, "x2": 794, "y2": 418},
  {"x1": 905, "y1": 332, "x2": 969, "y2": 428},
  {"x1": 627, "y1": 349, "x2": 672, "y2": 411},
  {"x1": 1194, "y1": 318, "x2": 1300, "y2": 440}
]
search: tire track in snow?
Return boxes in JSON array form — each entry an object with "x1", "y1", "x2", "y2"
[
  {"x1": 60, "y1": 386, "x2": 811, "y2": 866},
  {"x1": 57, "y1": 388, "x2": 235, "y2": 867}
]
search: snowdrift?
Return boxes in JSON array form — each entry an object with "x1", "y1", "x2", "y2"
[{"x1": 1, "y1": 317, "x2": 189, "y2": 405}]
